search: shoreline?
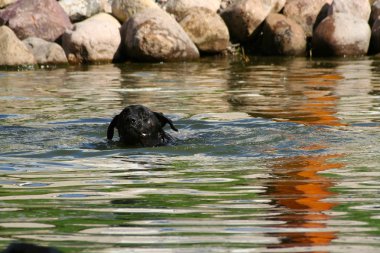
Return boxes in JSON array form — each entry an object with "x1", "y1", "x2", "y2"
[{"x1": 0, "y1": 0, "x2": 378, "y2": 67}]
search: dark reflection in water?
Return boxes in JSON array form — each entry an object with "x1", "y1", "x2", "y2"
[{"x1": 1, "y1": 57, "x2": 380, "y2": 252}]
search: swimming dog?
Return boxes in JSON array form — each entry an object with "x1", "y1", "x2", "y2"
[{"x1": 107, "y1": 105, "x2": 178, "y2": 147}]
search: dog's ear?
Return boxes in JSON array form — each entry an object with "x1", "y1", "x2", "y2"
[
  {"x1": 154, "y1": 112, "x2": 178, "y2": 132},
  {"x1": 107, "y1": 115, "x2": 119, "y2": 140}
]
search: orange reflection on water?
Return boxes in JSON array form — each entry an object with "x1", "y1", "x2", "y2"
[
  {"x1": 288, "y1": 72, "x2": 346, "y2": 127},
  {"x1": 269, "y1": 152, "x2": 345, "y2": 249},
  {"x1": 266, "y1": 72, "x2": 345, "y2": 250}
]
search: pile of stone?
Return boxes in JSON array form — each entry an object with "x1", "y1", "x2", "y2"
[{"x1": 0, "y1": 0, "x2": 378, "y2": 66}]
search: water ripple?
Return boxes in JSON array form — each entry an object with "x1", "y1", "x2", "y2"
[{"x1": 1, "y1": 59, "x2": 380, "y2": 252}]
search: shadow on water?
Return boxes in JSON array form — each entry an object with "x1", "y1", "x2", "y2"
[{"x1": 1, "y1": 57, "x2": 380, "y2": 252}]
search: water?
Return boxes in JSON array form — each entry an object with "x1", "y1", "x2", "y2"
[{"x1": 0, "y1": 57, "x2": 380, "y2": 252}]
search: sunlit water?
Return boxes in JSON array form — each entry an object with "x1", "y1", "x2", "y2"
[{"x1": 1, "y1": 57, "x2": 380, "y2": 252}]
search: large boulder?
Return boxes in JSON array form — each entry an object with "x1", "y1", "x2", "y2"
[
  {"x1": 283, "y1": 0, "x2": 332, "y2": 37},
  {"x1": 312, "y1": 13, "x2": 371, "y2": 56},
  {"x1": 178, "y1": 8, "x2": 229, "y2": 54},
  {"x1": 59, "y1": 0, "x2": 111, "y2": 22},
  {"x1": 165, "y1": 0, "x2": 221, "y2": 18},
  {"x1": 61, "y1": 13, "x2": 121, "y2": 64},
  {"x1": 122, "y1": 8, "x2": 199, "y2": 62},
  {"x1": 0, "y1": 26, "x2": 36, "y2": 66},
  {"x1": 23, "y1": 37, "x2": 68, "y2": 64},
  {"x1": 260, "y1": 13, "x2": 306, "y2": 56},
  {"x1": 220, "y1": 0, "x2": 272, "y2": 43},
  {"x1": 111, "y1": 0, "x2": 159, "y2": 23},
  {"x1": 328, "y1": 0, "x2": 371, "y2": 21},
  {"x1": 0, "y1": 0, "x2": 72, "y2": 42}
]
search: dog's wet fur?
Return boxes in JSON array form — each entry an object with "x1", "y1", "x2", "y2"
[{"x1": 107, "y1": 105, "x2": 178, "y2": 147}]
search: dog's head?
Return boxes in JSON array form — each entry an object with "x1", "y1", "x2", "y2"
[{"x1": 107, "y1": 105, "x2": 178, "y2": 146}]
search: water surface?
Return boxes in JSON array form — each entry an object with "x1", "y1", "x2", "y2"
[{"x1": 1, "y1": 57, "x2": 380, "y2": 252}]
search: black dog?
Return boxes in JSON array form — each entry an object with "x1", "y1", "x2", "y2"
[{"x1": 107, "y1": 105, "x2": 178, "y2": 147}]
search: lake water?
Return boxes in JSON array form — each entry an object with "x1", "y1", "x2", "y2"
[{"x1": 1, "y1": 57, "x2": 380, "y2": 252}]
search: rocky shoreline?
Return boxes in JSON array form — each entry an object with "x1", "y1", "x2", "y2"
[{"x1": 0, "y1": 0, "x2": 379, "y2": 67}]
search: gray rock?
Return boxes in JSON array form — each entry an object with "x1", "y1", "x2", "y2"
[
  {"x1": 260, "y1": 13, "x2": 306, "y2": 56},
  {"x1": 328, "y1": 0, "x2": 371, "y2": 21},
  {"x1": 165, "y1": 0, "x2": 221, "y2": 18},
  {"x1": 112, "y1": 0, "x2": 159, "y2": 23},
  {"x1": 312, "y1": 13, "x2": 371, "y2": 56},
  {"x1": 0, "y1": 26, "x2": 36, "y2": 66},
  {"x1": 122, "y1": 7, "x2": 199, "y2": 61},
  {"x1": 0, "y1": 0, "x2": 72, "y2": 41},
  {"x1": 59, "y1": 0, "x2": 111, "y2": 22},
  {"x1": 220, "y1": 0, "x2": 272, "y2": 43},
  {"x1": 61, "y1": 13, "x2": 121, "y2": 64},
  {"x1": 283, "y1": 0, "x2": 332, "y2": 37},
  {"x1": 178, "y1": 8, "x2": 229, "y2": 54},
  {"x1": 23, "y1": 37, "x2": 68, "y2": 64}
]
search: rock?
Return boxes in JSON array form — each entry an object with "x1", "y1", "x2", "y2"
[
  {"x1": 178, "y1": 7, "x2": 229, "y2": 54},
  {"x1": 0, "y1": 0, "x2": 16, "y2": 9},
  {"x1": 370, "y1": 0, "x2": 380, "y2": 27},
  {"x1": 0, "y1": 26, "x2": 36, "y2": 66},
  {"x1": 165, "y1": 0, "x2": 221, "y2": 18},
  {"x1": 312, "y1": 13, "x2": 371, "y2": 56},
  {"x1": 271, "y1": 0, "x2": 285, "y2": 13},
  {"x1": 283, "y1": 0, "x2": 332, "y2": 37},
  {"x1": 260, "y1": 13, "x2": 306, "y2": 56},
  {"x1": 0, "y1": 0, "x2": 72, "y2": 42},
  {"x1": 23, "y1": 37, "x2": 68, "y2": 64},
  {"x1": 61, "y1": 13, "x2": 121, "y2": 64},
  {"x1": 111, "y1": 0, "x2": 159, "y2": 23},
  {"x1": 220, "y1": 0, "x2": 272, "y2": 43},
  {"x1": 122, "y1": 7, "x2": 199, "y2": 61},
  {"x1": 328, "y1": 0, "x2": 371, "y2": 21},
  {"x1": 59, "y1": 0, "x2": 111, "y2": 22}
]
